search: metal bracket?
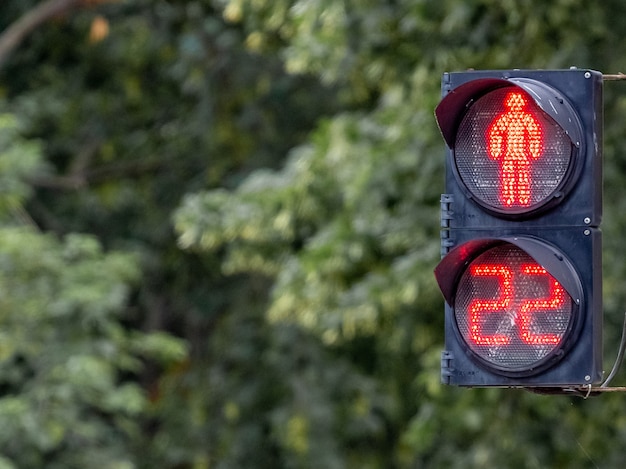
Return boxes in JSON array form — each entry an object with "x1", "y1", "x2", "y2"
[
  {"x1": 441, "y1": 351, "x2": 454, "y2": 385},
  {"x1": 440, "y1": 194, "x2": 454, "y2": 257}
]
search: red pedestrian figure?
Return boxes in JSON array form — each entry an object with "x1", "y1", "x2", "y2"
[{"x1": 487, "y1": 91, "x2": 543, "y2": 207}]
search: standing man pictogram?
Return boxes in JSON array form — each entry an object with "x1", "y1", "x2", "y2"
[{"x1": 487, "y1": 91, "x2": 543, "y2": 207}]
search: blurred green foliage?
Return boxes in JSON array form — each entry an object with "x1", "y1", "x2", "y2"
[{"x1": 0, "y1": 111, "x2": 186, "y2": 468}]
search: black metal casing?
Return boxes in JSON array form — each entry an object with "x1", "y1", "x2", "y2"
[{"x1": 434, "y1": 69, "x2": 603, "y2": 387}]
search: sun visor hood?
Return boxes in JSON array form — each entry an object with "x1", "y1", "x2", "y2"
[
  {"x1": 435, "y1": 77, "x2": 582, "y2": 150},
  {"x1": 434, "y1": 237, "x2": 583, "y2": 307}
]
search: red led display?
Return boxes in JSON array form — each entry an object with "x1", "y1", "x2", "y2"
[
  {"x1": 468, "y1": 264, "x2": 513, "y2": 346},
  {"x1": 455, "y1": 244, "x2": 574, "y2": 370},
  {"x1": 518, "y1": 264, "x2": 567, "y2": 346},
  {"x1": 455, "y1": 88, "x2": 572, "y2": 215},
  {"x1": 487, "y1": 91, "x2": 542, "y2": 207}
]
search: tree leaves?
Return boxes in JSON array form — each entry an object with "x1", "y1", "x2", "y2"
[
  {"x1": 6, "y1": 0, "x2": 626, "y2": 467},
  {"x1": 0, "y1": 101, "x2": 186, "y2": 468}
]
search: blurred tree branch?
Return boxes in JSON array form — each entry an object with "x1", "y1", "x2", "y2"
[{"x1": 0, "y1": 0, "x2": 115, "y2": 69}]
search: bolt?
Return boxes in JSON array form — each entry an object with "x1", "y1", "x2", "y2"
[
  {"x1": 585, "y1": 71, "x2": 591, "y2": 79},
  {"x1": 584, "y1": 229, "x2": 591, "y2": 236},
  {"x1": 585, "y1": 375, "x2": 591, "y2": 381},
  {"x1": 584, "y1": 217, "x2": 591, "y2": 224}
]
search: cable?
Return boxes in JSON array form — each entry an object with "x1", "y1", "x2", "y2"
[{"x1": 601, "y1": 312, "x2": 626, "y2": 387}]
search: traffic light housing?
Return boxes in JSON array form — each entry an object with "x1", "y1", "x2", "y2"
[{"x1": 434, "y1": 69, "x2": 603, "y2": 388}]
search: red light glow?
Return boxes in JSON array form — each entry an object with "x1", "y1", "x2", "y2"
[
  {"x1": 455, "y1": 244, "x2": 574, "y2": 370},
  {"x1": 468, "y1": 264, "x2": 513, "y2": 346},
  {"x1": 487, "y1": 91, "x2": 543, "y2": 207},
  {"x1": 465, "y1": 261, "x2": 568, "y2": 347},
  {"x1": 454, "y1": 87, "x2": 571, "y2": 214},
  {"x1": 519, "y1": 264, "x2": 567, "y2": 345}
]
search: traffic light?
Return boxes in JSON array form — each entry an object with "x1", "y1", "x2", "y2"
[{"x1": 434, "y1": 69, "x2": 603, "y2": 388}]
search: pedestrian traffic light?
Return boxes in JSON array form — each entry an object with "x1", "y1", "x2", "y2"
[{"x1": 434, "y1": 69, "x2": 603, "y2": 389}]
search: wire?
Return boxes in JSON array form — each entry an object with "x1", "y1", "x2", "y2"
[{"x1": 601, "y1": 312, "x2": 626, "y2": 387}]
